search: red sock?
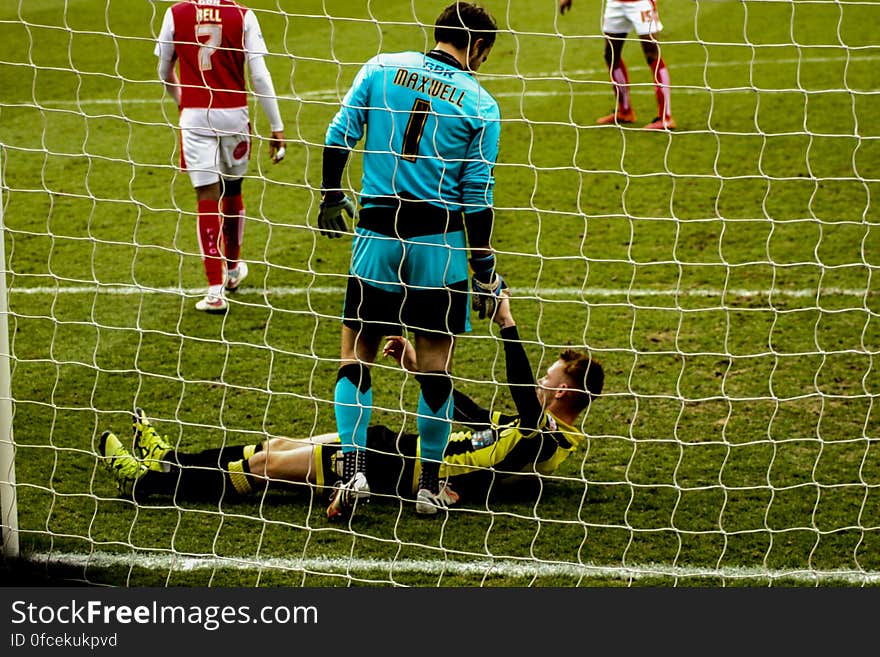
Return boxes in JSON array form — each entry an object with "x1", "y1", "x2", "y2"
[
  {"x1": 222, "y1": 195, "x2": 245, "y2": 267},
  {"x1": 197, "y1": 199, "x2": 225, "y2": 286},
  {"x1": 610, "y1": 59, "x2": 631, "y2": 112},
  {"x1": 650, "y1": 58, "x2": 672, "y2": 119}
]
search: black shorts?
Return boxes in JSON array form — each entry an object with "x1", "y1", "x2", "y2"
[
  {"x1": 342, "y1": 276, "x2": 470, "y2": 338},
  {"x1": 342, "y1": 202, "x2": 471, "y2": 338}
]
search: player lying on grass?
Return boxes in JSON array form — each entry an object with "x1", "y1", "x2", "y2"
[{"x1": 97, "y1": 292, "x2": 604, "y2": 515}]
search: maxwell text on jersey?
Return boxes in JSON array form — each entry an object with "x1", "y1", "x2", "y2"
[{"x1": 393, "y1": 68, "x2": 466, "y2": 108}]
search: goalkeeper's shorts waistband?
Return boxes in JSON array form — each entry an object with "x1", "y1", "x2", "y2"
[{"x1": 358, "y1": 198, "x2": 464, "y2": 239}]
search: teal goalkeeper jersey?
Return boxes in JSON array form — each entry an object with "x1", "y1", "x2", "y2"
[{"x1": 324, "y1": 50, "x2": 501, "y2": 214}]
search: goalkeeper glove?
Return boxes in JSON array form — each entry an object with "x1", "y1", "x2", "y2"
[
  {"x1": 318, "y1": 192, "x2": 356, "y2": 238},
  {"x1": 470, "y1": 254, "x2": 507, "y2": 320}
]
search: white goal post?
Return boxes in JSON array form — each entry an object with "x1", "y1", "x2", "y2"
[{"x1": 0, "y1": 164, "x2": 19, "y2": 560}]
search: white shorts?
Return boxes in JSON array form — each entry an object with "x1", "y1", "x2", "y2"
[
  {"x1": 603, "y1": 0, "x2": 663, "y2": 36},
  {"x1": 179, "y1": 107, "x2": 252, "y2": 188}
]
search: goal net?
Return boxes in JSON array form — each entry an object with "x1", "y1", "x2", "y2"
[{"x1": 1, "y1": 0, "x2": 878, "y2": 587}]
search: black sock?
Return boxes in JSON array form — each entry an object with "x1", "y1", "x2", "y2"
[{"x1": 418, "y1": 461, "x2": 440, "y2": 495}]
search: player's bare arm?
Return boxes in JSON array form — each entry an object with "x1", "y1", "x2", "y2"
[{"x1": 382, "y1": 336, "x2": 418, "y2": 372}]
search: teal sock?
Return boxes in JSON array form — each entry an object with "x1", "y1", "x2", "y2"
[
  {"x1": 416, "y1": 372, "x2": 453, "y2": 464},
  {"x1": 334, "y1": 363, "x2": 372, "y2": 454}
]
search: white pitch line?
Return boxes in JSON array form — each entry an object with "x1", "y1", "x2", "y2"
[
  {"x1": 28, "y1": 551, "x2": 880, "y2": 585},
  {"x1": 21, "y1": 54, "x2": 880, "y2": 108},
  {"x1": 7, "y1": 285, "x2": 873, "y2": 299}
]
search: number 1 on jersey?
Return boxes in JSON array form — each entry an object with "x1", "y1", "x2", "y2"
[{"x1": 402, "y1": 98, "x2": 431, "y2": 162}]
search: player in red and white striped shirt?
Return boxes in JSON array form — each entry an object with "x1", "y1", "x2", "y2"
[
  {"x1": 155, "y1": 0, "x2": 286, "y2": 313},
  {"x1": 560, "y1": 0, "x2": 675, "y2": 131}
]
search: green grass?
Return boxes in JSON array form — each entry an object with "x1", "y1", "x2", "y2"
[{"x1": 0, "y1": 0, "x2": 878, "y2": 587}]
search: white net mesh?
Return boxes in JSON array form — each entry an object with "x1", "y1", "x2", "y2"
[{"x1": 0, "y1": 0, "x2": 878, "y2": 586}]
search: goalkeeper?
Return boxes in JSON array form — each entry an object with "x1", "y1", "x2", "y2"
[
  {"x1": 315, "y1": 2, "x2": 506, "y2": 518},
  {"x1": 97, "y1": 292, "x2": 605, "y2": 512}
]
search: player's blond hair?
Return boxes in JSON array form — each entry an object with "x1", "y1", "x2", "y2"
[{"x1": 559, "y1": 349, "x2": 604, "y2": 414}]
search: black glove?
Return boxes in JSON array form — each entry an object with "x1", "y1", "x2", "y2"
[
  {"x1": 318, "y1": 192, "x2": 355, "y2": 238},
  {"x1": 470, "y1": 254, "x2": 507, "y2": 320}
]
